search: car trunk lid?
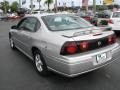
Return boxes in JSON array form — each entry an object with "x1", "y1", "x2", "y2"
[{"x1": 55, "y1": 27, "x2": 113, "y2": 41}]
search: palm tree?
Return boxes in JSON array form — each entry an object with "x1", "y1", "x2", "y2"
[{"x1": 44, "y1": 0, "x2": 53, "y2": 11}]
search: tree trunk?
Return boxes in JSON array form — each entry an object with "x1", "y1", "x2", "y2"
[
  {"x1": 93, "y1": 0, "x2": 96, "y2": 14},
  {"x1": 55, "y1": 0, "x2": 58, "y2": 13}
]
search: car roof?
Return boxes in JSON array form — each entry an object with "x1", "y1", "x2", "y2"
[{"x1": 25, "y1": 12, "x2": 72, "y2": 18}]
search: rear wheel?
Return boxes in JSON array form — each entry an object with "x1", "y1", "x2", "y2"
[{"x1": 33, "y1": 50, "x2": 49, "y2": 76}]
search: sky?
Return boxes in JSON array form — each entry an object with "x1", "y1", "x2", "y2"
[{"x1": 0, "y1": 0, "x2": 120, "y2": 9}]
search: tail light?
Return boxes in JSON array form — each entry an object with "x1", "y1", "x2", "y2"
[
  {"x1": 60, "y1": 41, "x2": 89, "y2": 55},
  {"x1": 60, "y1": 35, "x2": 116, "y2": 55},
  {"x1": 80, "y1": 41, "x2": 89, "y2": 51},
  {"x1": 60, "y1": 42, "x2": 78, "y2": 55},
  {"x1": 108, "y1": 19, "x2": 114, "y2": 24},
  {"x1": 66, "y1": 43, "x2": 77, "y2": 54},
  {"x1": 108, "y1": 35, "x2": 116, "y2": 44}
]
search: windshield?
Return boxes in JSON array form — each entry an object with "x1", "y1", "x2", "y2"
[
  {"x1": 42, "y1": 15, "x2": 93, "y2": 31},
  {"x1": 113, "y1": 12, "x2": 120, "y2": 18}
]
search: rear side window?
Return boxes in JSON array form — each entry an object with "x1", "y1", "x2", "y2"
[{"x1": 112, "y1": 12, "x2": 120, "y2": 18}]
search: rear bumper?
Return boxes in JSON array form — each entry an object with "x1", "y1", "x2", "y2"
[{"x1": 46, "y1": 43, "x2": 120, "y2": 77}]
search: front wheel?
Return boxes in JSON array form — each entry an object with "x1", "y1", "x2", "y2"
[
  {"x1": 33, "y1": 50, "x2": 49, "y2": 76},
  {"x1": 9, "y1": 37, "x2": 16, "y2": 50}
]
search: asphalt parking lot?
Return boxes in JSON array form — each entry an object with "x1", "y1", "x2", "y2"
[{"x1": 1, "y1": 20, "x2": 120, "y2": 90}]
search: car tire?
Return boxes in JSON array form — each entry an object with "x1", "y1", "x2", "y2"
[
  {"x1": 9, "y1": 37, "x2": 16, "y2": 50},
  {"x1": 33, "y1": 50, "x2": 49, "y2": 76}
]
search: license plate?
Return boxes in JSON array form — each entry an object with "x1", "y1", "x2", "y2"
[{"x1": 96, "y1": 53, "x2": 107, "y2": 64}]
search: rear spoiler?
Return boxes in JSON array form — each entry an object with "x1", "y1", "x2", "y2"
[{"x1": 99, "y1": 26, "x2": 112, "y2": 31}]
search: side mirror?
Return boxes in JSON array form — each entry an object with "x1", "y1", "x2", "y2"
[{"x1": 11, "y1": 25, "x2": 17, "y2": 29}]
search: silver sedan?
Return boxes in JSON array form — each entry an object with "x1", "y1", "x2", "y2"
[{"x1": 9, "y1": 13, "x2": 120, "y2": 77}]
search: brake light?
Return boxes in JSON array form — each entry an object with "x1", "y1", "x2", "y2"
[
  {"x1": 67, "y1": 43, "x2": 77, "y2": 54},
  {"x1": 108, "y1": 35, "x2": 116, "y2": 44},
  {"x1": 80, "y1": 41, "x2": 89, "y2": 51},
  {"x1": 108, "y1": 19, "x2": 114, "y2": 24},
  {"x1": 60, "y1": 42, "x2": 78, "y2": 55}
]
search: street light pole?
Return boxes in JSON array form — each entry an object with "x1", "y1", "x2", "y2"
[
  {"x1": 55, "y1": 0, "x2": 58, "y2": 12},
  {"x1": 93, "y1": 0, "x2": 96, "y2": 14}
]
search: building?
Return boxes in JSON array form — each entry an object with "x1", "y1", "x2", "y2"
[
  {"x1": 19, "y1": 0, "x2": 120, "y2": 10},
  {"x1": 20, "y1": 0, "x2": 55, "y2": 10}
]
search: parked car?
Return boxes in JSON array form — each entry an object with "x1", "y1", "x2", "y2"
[
  {"x1": 9, "y1": 13, "x2": 120, "y2": 77},
  {"x1": 96, "y1": 10, "x2": 112, "y2": 18},
  {"x1": 17, "y1": 8, "x2": 26, "y2": 17},
  {"x1": 76, "y1": 11, "x2": 94, "y2": 21},
  {"x1": 91, "y1": 15, "x2": 98, "y2": 26},
  {"x1": 103, "y1": 10, "x2": 112, "y2": 18},
  {"x1": 108, "y1": 11, "x2": 120, "y2": 31},
  {"x1": 76, "y1": 11, "x2": 98, "y2": 26},
  {"x1": 8, "y1": 13, "x2": 21, "y2": 20}
]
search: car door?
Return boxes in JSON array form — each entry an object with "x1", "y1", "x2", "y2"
[
  {"x1": 12, "y1": 18, "x2": 28, "y2": 50},
  {"x1": 17, "y1": 17, "x2": 40, "y2": 56}
]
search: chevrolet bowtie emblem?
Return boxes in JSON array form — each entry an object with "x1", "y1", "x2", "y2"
[{"x1": 98, "y1": 41, "x2": 102, "y2": 46}]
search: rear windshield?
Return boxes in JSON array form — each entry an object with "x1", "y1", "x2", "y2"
[
  {"x1": 41, "y1": 14, "x2": 93, "y2": 31},
  {"x1": 112, "y1": 12, "x2": 120, "y2": 18}
]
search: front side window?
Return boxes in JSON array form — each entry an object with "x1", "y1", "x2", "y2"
[
  {"x1": 17, "y1": 18, "x2": 28, "y2": 30},
  {"x1": 17, "y1": 17, "x2": 40, "y2": 32},
  {"x1": 25, "y1": 18, "x2": 37, "y2": 31},
  {"x1": 42, "y1": 14, "x2": 93, "y2": 31}
]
